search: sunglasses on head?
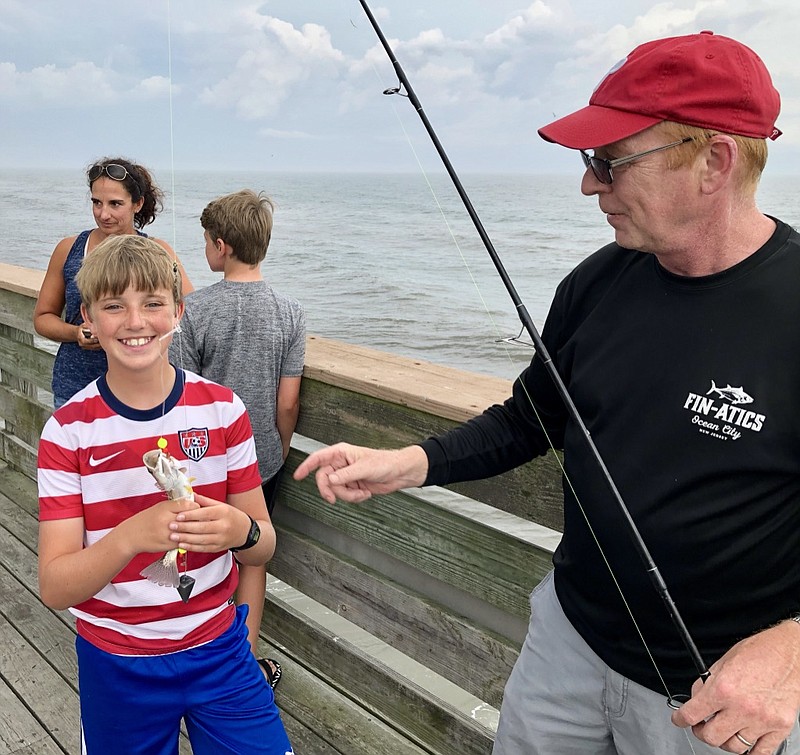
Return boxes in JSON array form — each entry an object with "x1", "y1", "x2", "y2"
[
  {"x1": 88, "y1": 163, "x2": 130, "y2": 182},
  {"x1": 580, "y1": 137, "x2": 694, "y2": 184}
]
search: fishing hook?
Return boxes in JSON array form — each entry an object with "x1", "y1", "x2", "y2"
[{"x1": 356, "y1": 0, "x2": 711, "y2": 701}]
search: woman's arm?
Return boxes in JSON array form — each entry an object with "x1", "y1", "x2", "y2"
[{"x1": 33, "y1": 236, "x2": 87, "y2": 343}]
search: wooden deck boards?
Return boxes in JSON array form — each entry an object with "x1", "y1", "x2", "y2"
[
  {"x1": 0, "y1": 463, "x2": 195, "y2": 755},
  {"x1": 0, "y1": 268, "x2": 530, "y2": 753},
  {"x1": 0, "y1": 462, "x2": 443, "y2": 755},
  {"x1": 0, "y1": 464, "x2": 78, "y2": 755}
]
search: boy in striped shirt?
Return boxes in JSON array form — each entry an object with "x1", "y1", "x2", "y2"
[{"x1": 36, "y1": 234, "x2": 292, "y2": 755}]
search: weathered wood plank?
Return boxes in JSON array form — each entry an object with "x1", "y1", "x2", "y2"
[
  {"x1": 303, "y1": 335, "x2": 511, "y2": 424},
  {"x1": 0, "y1": 466, "x2": 39, "y2": 519},
  {"x1": 0, "y1": 493, "x2": 79, "y2": 640},
  {"x1": 0, "y1": 481, "x2": 40, "y2": 545},
  {"x1": 0, "y1": 677, "x2": 65, "y2": 755},
  {"x1": 257, "y1": 644, "x2": 430, "y2": 755},
  {"x1": 277, "y1": 708, "x2": 340, "y2": 755},
  {"x1": 296, "y1": 376, "x2": 565, "y2": 531},
  {"x1": 264, "y1": 580, "x2": 497, "y2": 755},
  {"x1": 0, "y1": 432, "x2": 38, "y2": 482},
  {"x1": 281, "y1": 444, "x2": 554, "y2": 622},
  {"x1": 0, "y1": 564, "x2": 78, "y2": 686},
  {"x1": 0, "y1": 324, "x2": 55, "y2": 396},
  {"x1": 269, "y1": 523, "x2": 519, "y2": 708},
  {"x1": 0, "y1": 611, "x2": 79, "y2": 755},
  {"x1": 0, "y1": 286, "x2": 41, "y2": 335},
  {"x1": 0, "y1": 264, "x2": 44, "y2": 299},
  {"x1": 0, "y1": 490, "x2": 81, "y2": 683},
  {"x1": 274, "y1": 503, "x2": 530, "y2": 646},
  {"x1": 0, "y1": 384, "x2": 49, "y2": 450}
]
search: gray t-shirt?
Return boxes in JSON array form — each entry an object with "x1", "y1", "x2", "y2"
[{"x1": 170, "y1": 279, "x2": 306, "y2": 480}]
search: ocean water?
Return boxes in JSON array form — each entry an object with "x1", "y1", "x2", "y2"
[{"x1": 2, "y1": 169, "x2": 798, "y2": 380}]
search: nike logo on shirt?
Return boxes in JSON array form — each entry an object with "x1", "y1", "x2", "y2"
[{"x1": 88, "y1": 451, "x2": 124, "y2": 467}]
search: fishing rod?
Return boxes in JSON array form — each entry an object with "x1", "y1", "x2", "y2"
[{"x1": 356, "y1": 0, "x2": 710, "y2": 692}]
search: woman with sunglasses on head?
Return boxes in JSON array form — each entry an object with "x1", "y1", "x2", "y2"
[{"x1": 33, "y1": 157, "x2": 194, "y2": 408}]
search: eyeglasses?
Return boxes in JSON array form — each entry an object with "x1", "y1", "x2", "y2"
[
  {"x1": 580, "y1": 137, "x2": 694, "y2": 184},
  {"x1": 88, "y1": 163, "x2": 130, "y2": 182}
]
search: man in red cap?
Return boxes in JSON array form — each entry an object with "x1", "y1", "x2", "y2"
[{"x1": 295, "y1": 32, "x2": 800, "y2": 754}]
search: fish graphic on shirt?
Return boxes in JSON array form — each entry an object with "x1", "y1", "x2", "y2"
[{"x1": 706, "y1": 380, "x2": 753, "y2": 405}]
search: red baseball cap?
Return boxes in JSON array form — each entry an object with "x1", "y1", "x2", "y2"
[{"x1": 538, "y1": 31, "x2": 782, "y2": 149}]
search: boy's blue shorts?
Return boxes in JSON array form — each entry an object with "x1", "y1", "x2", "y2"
[{"x1": 77, "y1": 605, "x2": 293, "y2": 755}]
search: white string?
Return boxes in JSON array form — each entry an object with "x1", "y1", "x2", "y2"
[
  {"x1": 161, "y1": 0, "x2": 190, "y2": 568},
  {"x1": 158, "y1": 323, "x2": 182, "y2": 341},
  {"x1": 354, "y1": 20, "x2": 701, "y2": 744},
  {"x1": 364, "y1": 63, "x2": 532, "y2": 373},
  {"x1": 165, "y1": 0, "x2": 178, "y2": 253},
  {"x1": 163, "y1": 0, "x2": 188, "y2": 434}
]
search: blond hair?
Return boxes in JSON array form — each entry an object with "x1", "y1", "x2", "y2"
[
  {"x1": 75, "y1": 235, "x2": 182, "y2": 310},
  {"x1": 200, "y1": 189, "x2": 274, "y2": 265},
  {"x1": 659, "y1": 122, "x2": 768, "y2": 192}
]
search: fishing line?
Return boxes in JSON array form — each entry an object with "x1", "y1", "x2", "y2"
[
  {"x1": 161, "y1": 0, "x2": 190, "y2": 438},
  {"x1": 165, "y1": 0, "x2": 178, "y2": 254},
  {"x1": 355, "y1": 0, "x2": 710, "y2": 725},
  {"x1": 356, "y1": 14, "x2": 670, "y2": 690},
  {"x1": 156, "y1": 314, "x2": 195, "y2": 599},
  {"x1": 357, "y1": 25, "x2": 534, "y2": 372},
  {"x1": 153, "y1": 259, "x2": 192, "y2": 596}
]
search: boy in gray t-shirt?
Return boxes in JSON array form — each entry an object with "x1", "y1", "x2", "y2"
[{"x1": 170, "y1": 189, "x2": 305, "y2": 689}]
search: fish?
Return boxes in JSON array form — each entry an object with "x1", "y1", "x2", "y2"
[
  {"x1": 140, "y1": 449, "x2": 194, "y2": 588},
  {"x1": 706, "y1": 380, "x2": 754, "y2": 405}
]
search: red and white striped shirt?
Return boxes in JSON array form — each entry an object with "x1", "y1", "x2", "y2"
[{"x1": 37, "y1": 369, "x2": 262, "y2": 655}]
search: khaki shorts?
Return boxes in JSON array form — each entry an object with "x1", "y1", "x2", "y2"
[{"x1": 492, "y1": 570, "x2": 797, "y2": 755}]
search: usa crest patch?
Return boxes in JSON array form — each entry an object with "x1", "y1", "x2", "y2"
[{"x1": 179, "y1": 428, "x2": 209, "y2": 462}]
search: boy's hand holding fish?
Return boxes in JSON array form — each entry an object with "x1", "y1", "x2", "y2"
[
  {"x1": 139, "y1": 449, "x2": 270, "y2": 603},
  {"x1": 167, "y1": 492, "x2": 254, "y2": 553},
  {"x1": 140, "y1": 448, "x2": 201, "y2": 591},
  {"x1": 125, "y1": 496, "x2": 201, "y2": 556}
]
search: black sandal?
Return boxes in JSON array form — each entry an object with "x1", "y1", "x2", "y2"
[{"x1": 257, "y1": 657, "x2": 282, "y2": 690}]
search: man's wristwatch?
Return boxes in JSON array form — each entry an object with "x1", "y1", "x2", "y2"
[{"x1": 230, "y1": 515, "x2": 261, "y2": 552}]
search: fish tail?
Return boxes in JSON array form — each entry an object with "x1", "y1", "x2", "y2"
[{"x1": 140, "y1": 549, "x2": 181, "y2": 587}]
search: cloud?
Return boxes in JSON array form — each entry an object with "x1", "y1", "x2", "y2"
[
  {"x1": 0, "y1": 0, "x2": 798, "y2": 172},
  {"x1": 484, "y1": 1, "x2": 560, "y2": 47},
  {"x1": 0, "y1": 61, "x2": 119, "y2": 105},
  {"x1": 258, "y1": 127, "x2": 321, "y2": 140},
  {"x1": 132, "y1": 76, "x2": 176, "y2": 99},
  {"x1": 198, "y1": 13, "x2": 346, "y2": 120},
  {"x1": 0, "y1": 61, "x2": 176, "y2": 108}
]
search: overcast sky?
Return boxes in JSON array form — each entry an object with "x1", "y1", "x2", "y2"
[{"x1": 2, "y1": 0, "x2": 798, "y2": 174}]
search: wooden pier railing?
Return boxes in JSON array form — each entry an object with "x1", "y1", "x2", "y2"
[{"x1": 0, "y1": 262, "x2": 563, "y2": 755}]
